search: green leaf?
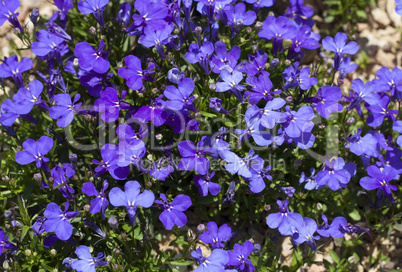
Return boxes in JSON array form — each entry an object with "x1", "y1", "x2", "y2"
[
  {"x1": 169, "y1": 260, "x2": 194, "y2": 266},
  {"x1": 20, "y1": 225, "x2": 30, "y2": 242},
  {"x1": 199, "y1": 111, "x2": 217, "y2": 118},
  {"x1": 348, "y1": 208, "x2": 361, "y2": 221},
  {"x1": 329, "y1": 249, "x2": 340, "y2": 264},
  {"x1": 393, "y1": 224, "x2": 402, "y2": 232}
]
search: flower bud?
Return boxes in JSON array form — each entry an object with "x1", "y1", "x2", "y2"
[
  {"x1": 25, "y1": 249, "x2": 32, "y2": 256},
  {"x1": 30, "y1": 9, "x2": 39, "y2": 26},
  {"x1": 106, "y1": 255, "x2": 112, "y2": 262},
  {"x1": 255, "y1": 21, "x2": 263, "y2": 29},
  {"x1": 284, "y1": 59, "x2": 291, "y2": 66},
  {"x1": 286, "y1": 96, "x2": 293, "y2": 103},
  {"x1": 108, "y1": 216, "x2": 118, "y2": 229},
  {"x1": 33, "y1": 173, "x2": 42, "y2": 182},
  {"x1": 69, "y1": 154, "x2": 77, "y2": 169},
  {"x1": 112, "y1": 248, "x2": 120, "y2": 255},
  {"x1": 3, "y1": 260, "x2": 10, "y2": 270},
  {"x1": 253, "y1": 244, "x2": 261, "y2": 254},
  {"x1": 155, "y1": 134, "x2": 162, "y2": 140},
  {"x1": 264, "y1": 205, "x2": 271, "y2": 211},
  {"x1": 197, "y1": 224, "x2": 205, "y2": 232},
  {"x1": 346, "y1": 117, "x2": 355, "y2": 125},
  {"x1": 194, "y1": 26, "x2": 202, "y2": 35},
  {"x1": 50, "y1": 249, "x2": 57, "y2": 255},
  {"x1": 83, "y1": 204, "x2": 90, "y2": 212},
  {"x1": 146, "y1": 181, "x2": 152, "y2": 187},
  {"x1": 316, "y1": 203, "x2": 323, "y2": 210},
  {"x1": 270, "y1": 58, "x2": 279, "y2": 69}
]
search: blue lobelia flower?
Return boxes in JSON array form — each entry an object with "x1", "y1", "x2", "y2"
[
  {"x1": 51, "y1": 164, "x2": 75, "y2": 199},
  {"x1": 117, "y1": 2, "x2": 131, "y2": 26},
  {"x1": 70, "y1": 245, "x2": 108, "y2": 272},
  {"x1": 0, "y1": 99, "x2": 20, "y2": 127},
  {"x1": 0, "y1": 0, "x2": 23, "y2": 32},
  {"x1": 247, "y1": 158, "x2": 272, "y2": 193},
  {"x1": 396, "y1": 0, "x2": 402, "y2": 15},
  {"x1": 299, "y1": 168, "x2": 325, "y2": 190},
  {"x1": 345, "y1": 128, "x2": 379, "y2": 157},
  {"x1": 282, "y1": 62, "x2": 318, "y2": 90},
  {"x1": 13, "y1": 80, "x2": 46, "y2": 114},
  {"x1": 235, "y1": 114, "x2": 273, "y2": 146},
  {"x1": 245, "y1": 97, "x2": 286, "y2": 129},
  {"x1": 228, "y1": 240, "x2": 255, "y2": 272},
  {"x1": 148, "y1": 158, "x2": 174, "y2": 181},
  {"x1": 164, "y1": 77, "x2": 196, "y2": 111},
  {"x1": 242, "y1": 50, "x2": 268, "y2": 77},
  {"x1": 192, "y1": 248, "x2": 229, "y2": 272},
  {"x1": 178, "y1": 140, "x2": 210, "y2": 175},
  {"x1": 308, "y1": 85, "x2": 343, "y2": 119},
  {"x1": 338, "y1": 56, "x2": 358, "y2": 80},
  {"x1": 224, "y1": 3, "x2": 256, "y2": 37},
  {"x1": 209, "y1": 41, "x2": 240, "y2": 75},
  {"x1": 94, "y1": 87, "x2": 131, "y2": 122},
  {"x1": 366, "y1": 94, "x2": 398, "y2": 127},
  {"x1": 53, "y1": 0, "x2": 73, "y2": 28},
  {"x1": 82, "y1": 180, "x2": 109, "y2": 220},
  {"x1": 317, "y1": 215, "x2": 368, "y2": 238},
  {"x1": 288, "y1": 25, "x2": 319, "y2": 60},
  {"x1": 322, "y1": 32, "x2": 359, "y2": 71},
  {"x1": 347, "y1": 79, "x2": 380, "y2": 116},
  {"x1": 92, "y1": 143, "x2": 129, "y2": 180},
  {"x1": 131, "y1": 0, "x2": 168, "y2": 29},
  {"x1": 266, "y1": 199, "x2": 303, "y2": 236},
  {"x1": 78, "y1": 0, "x2": 109, "y2": 27},
  {"x1": 316, "y1": 157, "x2": 356, "y2": 191},
  {"x1": 49, "y1": 93, "x2": 82, "y2": 128},
  {"x1": 0, "y1": 55, "x2": 32, "y2": 87},
  {"x1": 185, "y1": 41, "x2": 214, "y2": 74},
  {"x1": 116, "y1": 141, "x2": 147, "y2": 172},
  {"x1": 219, "y1": 149, "x2": 259, "y2": 179},
  {"x1": 393, "y1": 120, "x2": 402, "y2": 147},
  {"x1": 194, "y1": 171, "x2": 221, "y2": 197},
  {"x1": 15, "y1": 136, "x2": 53, "y2": 171},
  {"x1": 78, "y1": 70, "x2": 114, "y2": 97},
  {"x1": 118, "y1": 55, "x2": 155, "y2": 91},
  {"x1": 293, "y1": 217, "x2": 320, "y2": 251},
  {"x1": 74, "y1": 41, "x2": 110, "y2": 74},
  {"x1": 209, "y1": 97, "x2": 229, "y2": 114},
  {"x1": 360, "y1": 165, "x2": 399, "y2": 203},
  {"x1": 374, "y1": 66, "x2": 402, "y2": 100},
  {"x1": 258, "y1": 16, "x2": 297, "y2": 55},
  {"x1": 245, "y1": 74, "x2": 282, "y2": 104},
  {"x1": 140, "y1": 24, "x2": 174, "y2": 60},
  {"x1": 0, "y1": 228, "x2": 17, "y2": 256},
  {"x1": 216, "y1": 70, "x2": 245, "y2": 102},
  {"x1": 199, "y1": 221, "x2": 232, "y2": 249},
  {"x1": 109, "y1": 180, "x2": 155, "y2": 225},
  {"x1": 132, "y1": 95, "x2": 167, "y2": 127},
  {"x1": 155, "y1": 193, "x2": 192, "y2": 230},
  {"x1": 43, "y1": 202, "x2": 79, "y2": 241},
  {"x1": 278, "y1": 105, "x2": 314, "y2": 139},
  {"x1": 31, "y1": 30, "x2": 69, "y2": 63}
]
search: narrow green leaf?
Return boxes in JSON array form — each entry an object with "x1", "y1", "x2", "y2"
[{"x1": 329, "y1": 249, "x2": 340, "y2": 264}]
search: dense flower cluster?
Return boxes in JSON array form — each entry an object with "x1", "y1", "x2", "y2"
[{"x1": 0, "y1": 0, "x2": 401, "y2": 271}]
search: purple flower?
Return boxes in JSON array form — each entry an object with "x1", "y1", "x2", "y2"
[
  {"x1": 224, "y1": 3, "x2": 256, "y2": 26},
  {"x1": 132, "y1": 95, "x2": 167, "y2": 127},
  {"x1": 53, "y1": 0, "x2": 73, "y2": 28},
  {"x1": 216, "y1": 70, "x2": 245, "y2": 102},
  {"x1": 70, "y1": 245, "x2": 108, "y2": 272},
  {"x1": 288, "y1": 25, "x2": 319, "y2": 60},
  {"x1": 194, "y1": 171, "x2": 221, "y2": 196},
  {"x1": 307, "y1": 85, "x2": 343, "y2": 119},
  {"x1": 247, "y1": 161, "x2": 272, "y2": 193},
  {"x1": 278, "y1": 106, "x2": 314, "y2": 138},
  {"x1": 317, "y1": 215, "x2": 368, "y2": 238},
  {"x1": 78, "y1": 0, "x2": 109, "y2": 27},
  {"x1": 32, "y1": 30, "x2": 69, "y2": 63},
  {"x1": 209, "y1": 97, "x2": 229, "y2": 114},
  {"x1": 245, "y1": 74, "x2": 281, "y2": 104},
  {"x1": 258, "y1": 16, "x2": 297, "y2": 55},
  {"x1": 374, "y1": 67, "x2": 402, "y2": 100},
  {"x1": 246, "y1": 98, "x2": 286, "y2": 129},
  {"x1": 393, "y1": 120, "x2": 402, "y2": 147},
  {"x1": 155, "y1": 194, "x2": 191, "y2": 230},
  {"x1": 322, "y1": 32, "x2": 359, "y2": 71},
  {"x1": 366, "y1": 94, "x2": 398, "y2": 127},
  {"x1": 15, "y1": 136, "x2": 53, "y2": 170},
  {"x1": 117, "y1": 2, "x2": 131, "y2": 26},
  {"x1": 92, "y1": 143, "x2": 129, "y2": 180},
  {"x1": 228, "y1": 240, "x2": 255, "y2": 272},
  {"x1": 0, "y1": 99, "x2": 20, "y2": 127},
  {"x1": 43, "y1": 202, "x2": 79, "y2": 241},
  {"x1": 178, "y1": 140, "x2": 210, "y2": 175},
  {"x1": 51, "y1": 164, "x2": 75, "y2": 199},
  {"x1": 293, "y1": 217, "x2": 320, "y2": 251},
  {"x1": 82, "y1": 180, "x2": 109, "y2": 220},
  {"x1": 192, "y1": 248, "x2": 229, "y2": 272},
  {"x1": 242, "y1": 50, "x2": 268, "y2": 77},
  {"x1": 396, "y1": 0, "x2": 402, "y2": 15},
  {"x1": 199, "y1": 221, "x2": 232, "y2": 249},
  {"x1": 140, "y1": 25, "x2": 174, "y2": 60},
  {"x1": 266, "y1": 199, "x2": 303, "y2": 236},
  {"x1": 347, "y1": 79, "x2": 380, "y2": 115},
  {"x1": 299, "y1": 168, "x2": 324, "y2": 190},
  {"x1": 0, "y1": 228, "x2": 17, "y2": 255},
  {"x1": 148, "y1": 159, "x2": 174, "y2": 181},
  {"x1": 131, "y1": 0, "x2": 168, "y2": 29},
  {"x1": 209, "y1": 41, "x2": 240, "y2": 74},
  {"x1": 0, "y1": 55, "x2": 32, "y2": 87},
  {"x1": 79, "y1": 70, "x2": 114, "y2": 97},
  {"x1": 220, "y1": 150, "x2": 259, "y2": 179},
  {"x1": 316, "y1": 157, "x2": 356, "y2": 191},
  {"x1": 94, "y1": 87, "x2": 131, "y2": 122},
  {"x1": 345, "y1": 128, "x2": 379, "y2": 157},
  {"x1": 0, "y1": 0, "x2": 23, "y2": 32},
  {"x1": 109, "y1": 180, "x2": 155, "y2": 225},
  {"x1": 164, "y1": 78, "x2": 196, "y2": 111},
  {"x1": 49, "y1": 93, "x2": 82, "y2": 128},
  {"x1": 338, "y1": 56, "x2": 358, "y2": 80},
  {"x1": 360, "y1": 165, "x2": 399, "y2": 203},
  {"x1": 282, "y1": 62, "x2": 318, "y2": 90},
  {"x1": 185, "y1": 41, "x2": 214, "y2": 74},
  {"x1": 235, "y1": 114, "x2": 273, "y2": 146},
  {"x1": 75, "y1": 41, "x2": 110, "y2": 74},
  {"x1": 118, "y1": 55, "x2": 155, "y2": 91},
  {"x1": 13, "y1": 80, "x2": 44, "y2": 114}
]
